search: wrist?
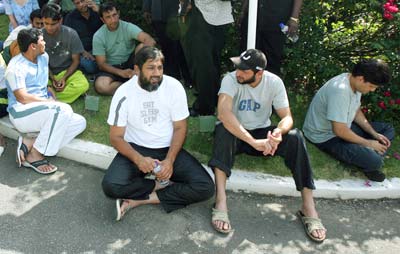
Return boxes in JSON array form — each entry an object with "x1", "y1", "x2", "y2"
[{"x1": 289, "y1": 17, "x2": 299, "y2": 23}]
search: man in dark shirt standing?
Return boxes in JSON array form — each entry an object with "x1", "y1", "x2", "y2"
[{"x1": 64, "y1": 0, "x2": 103, "y2": 74}]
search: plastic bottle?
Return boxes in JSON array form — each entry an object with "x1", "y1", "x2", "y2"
[
  {"x1": 153, "y1": 162, "x2": 170, "y2": 186},
  {"x1": 279, "y1": 23, "x2": 299, "y2": 43}
]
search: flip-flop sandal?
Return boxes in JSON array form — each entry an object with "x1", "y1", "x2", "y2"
[
  {"x1": 296, "y1": 210, "x2": 326, "y2": 243},
  {"x1": 16, "y1": 136, "x2": 29, "y2": 167},
  {"x1": 116, "y1": 199, "x2": 133, "y2": 221},
  {"x1": 211, "y1": 208, "x2": 232, "y2": 234},
  {"x1": 22, "y1": 159, "x2": 58, "y2": 175}
]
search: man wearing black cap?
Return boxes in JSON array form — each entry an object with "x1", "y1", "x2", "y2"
[{"x1": 208, "y1": 49, "x2": 326, "y2": 242}]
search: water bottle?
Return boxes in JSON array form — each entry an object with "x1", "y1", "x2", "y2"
[
  {"x1": 279, "y1": 23, "x2": 299, "y2": 43},
  {"x1": 153, "y1": 162, "x2": 170, "y2": 186}
]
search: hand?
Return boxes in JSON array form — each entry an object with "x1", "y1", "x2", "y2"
[
  {"x1": 367, "y1": 140, "x2": 388, "y2": 155},
  {"x1": 143, "y1": 11, "x2": 152, "y2": 25},
  {"x1": 87, "y1": 0, "x2": 99, "y2": 12},
  {"x1": 251, "y1": 139, "x2": 269, "y2": 152},
  {"x1": 156, "y1": 158, "x2": 174, "y2": 181},
  {"x1": 118, "y1": 69, "x2": 135, "y2": 79},
  {"x1": 375, "y1": 133, "x2": 391, "y2": 147},
  {"x1": 267, "y1": 129, "x2": 282, "y2": 156},
  {"x1": 47, "y1": 87, "x2": 57, "y2": 100},
  {"x1": 287, "y1": 19, "x2": 299, "y2": 36},
  {"x1": 137, "y1": 156, "x2": 158, "y2": 174},
  {"x1": 82, "y1": 50, "x2": 95, "y2": 61},
  {"x1": 54, "y1": 78, "x2": 66, "y2": 92}
]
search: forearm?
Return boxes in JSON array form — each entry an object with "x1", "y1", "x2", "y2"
[
  {"x1": 17, "y1": 94, "x2": 51, "y2": 104},
  {"x1": 98, "y1": 62, "x2": 124, "y2": 77},
  {"x1": 333, "y1": 124, "x2": 370, "y2": 147},
  {"x1": 291, "y1": 0, "x2": 303, "y2": 18},
  {"x1": 220, "y1": 111, "x2": 255, "y2": 145},
  {"x1": 111, "y1": 136, "x2": 144, "y2": 165},
  {"x1": 275, "y1": 115, "x2": 293, "y2": 135},
  {"x1": 62, "y1": 60, "x2": 80, "y2": 81},
  {"x1": 165, "y1": 124, "x2": 187, "y2": 163},
  {"x1": 8, "y1": 14, "x2": 18, "y2": 29},
  {"x1": 353, "y1": 109, "x2": 378, "y2": 138}
]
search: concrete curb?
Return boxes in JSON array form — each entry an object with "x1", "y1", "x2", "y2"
[{"x1": 1, "y1": 117, "x2": 400, "y2": 199}]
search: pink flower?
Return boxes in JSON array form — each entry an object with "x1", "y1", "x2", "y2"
[
  {"x1": 383, "y1": 90, "x2": 391, "y2": 97},
  {"x1": 396, "y1": 99, "x2": 400, "y2": 104},
  {"x1": 361, "y1": 107, "x2": 368, "y2": 113},
  {"x1": 378, "y1": 101, "x2": 387, "y2": 110},
  {"x1": 384, "y1": 11, "x2": 394, "y2": 19}
]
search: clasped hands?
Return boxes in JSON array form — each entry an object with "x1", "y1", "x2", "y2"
[
  {"x1": 252, "y1": 129, "x2": 282, "y2": 156},
  {"x1": 137, "y1": 156, "x2": 173, "y2": 181}
]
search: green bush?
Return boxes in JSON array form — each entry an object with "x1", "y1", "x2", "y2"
[{"x1": 115, "y1": 0, "x2": 400, "y2": 129}]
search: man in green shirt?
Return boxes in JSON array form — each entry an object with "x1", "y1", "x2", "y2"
[{"x1": 93, "y1": 2, "x2": 155, "y2": 95}]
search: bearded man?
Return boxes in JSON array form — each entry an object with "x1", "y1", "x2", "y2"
[
  {"x1": 102, "y1": 46, "x2": 214, "y2": 221},
  {"x1": 207, "y1": 49, "x2": 326, "y2": 243}
]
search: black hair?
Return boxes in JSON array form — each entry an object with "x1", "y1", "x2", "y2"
[
  {"x1": 41, "y1": 3, "x2": 62, "y2": 20},
  {"x1": 17, "y1": 28, "x2": 43, "y2": 53},
  {"x1": 352, "y1": 59, "x2": 391, "y2": 86},
  {"x1": 30, "y1": 9, "x2": 42, "y2": 21},
  {"x1": 134, "y1": 46, "x2": 164, "y2": 70},
  {"x1": 99, "y1": 2, "x2": 118, "y2": 18}
]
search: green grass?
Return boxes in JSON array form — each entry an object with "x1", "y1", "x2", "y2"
[{"x1": 1, "y1": 14, "x2": 399, "y2": 180}]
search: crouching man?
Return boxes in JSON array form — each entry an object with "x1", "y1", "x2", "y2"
[
  {"x1": 102, "y1": 46, "x2": 214, "y2": 220},
  {"x1": 5, "y1": 28, "x2": 86, "y2": 174}
]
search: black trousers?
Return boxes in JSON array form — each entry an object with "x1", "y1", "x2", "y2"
[
  {"x1": 180, "y1": 6, "x2": 227, "y2": 115},
  {"x1": 102, "y1": 143, "x2": 214, "y2": 213},
  {"x1": 152, "y1": 20, "x2": 192, "y2": 85},
  {"x1": 208, "y1": 124, "x2": 315, "y2": 191}
]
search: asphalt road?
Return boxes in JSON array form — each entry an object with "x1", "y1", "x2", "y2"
[{"x1": 0, "y1": 138, "x2": 400, "y2": 254}]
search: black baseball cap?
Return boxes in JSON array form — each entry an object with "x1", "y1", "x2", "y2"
[{"x1": 230, "y1": 49, "x2": 267, "y2": 71}]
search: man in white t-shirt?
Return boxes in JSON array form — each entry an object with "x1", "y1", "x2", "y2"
[
  {"x1": 208, "y1": 49, "x2": 326, "y2": 242},
  {"x1": 102, "y1": 46, "x2": 214, "y2": 221}
]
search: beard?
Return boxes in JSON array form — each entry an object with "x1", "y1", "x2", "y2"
[
  {"x1": 237, "y1": 74, "x2": 256, "y2": 84},
  {"x1": 139, "y1": 74, "x2": 163, "y2": 92}
]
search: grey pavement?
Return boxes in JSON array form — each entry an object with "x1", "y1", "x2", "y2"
[{"x1": 1, "y1": 138, "x2": 400, "y2": 254}]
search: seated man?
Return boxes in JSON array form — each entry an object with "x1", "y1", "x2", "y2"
[
  {"x1": 102, "y1": 46, "x2": 214, "y2": 221},
  {"x1": 42, "y1": 3, "x2": 89, "y2": 103},
  {"x1": 1, "y1": 9, "x2": 43, "y2": 64},
  {"x1": 208, "y1": 49, "x2": 326, "y2": 242},
  {"x1": 93, "y1": 1, "x2": 156, "y2": 95},
  {"x1": 5, "y1": 28, "x2": 86, "y2": 174},
  {"x1": 64, "y1": 0, "x2": 103, "y2": 74},
  {"x1": 303, "y1": 59, "x2": 394, "y2": 182}
]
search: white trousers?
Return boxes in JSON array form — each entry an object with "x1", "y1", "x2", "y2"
[{"x1": 9, "y1": 101, "x2": 86, "y2": 156}]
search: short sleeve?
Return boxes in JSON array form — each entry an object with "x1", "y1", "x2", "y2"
[
  {"x1": 170, "y1": 82, "x2": 189, "y2": 121},
  {"x1": 271, "y1": 78, "x2": 289, "y2": 109},
  {"x1": 218, "y1": 73, "x2": 238, "y2": 98},
  {"x1": 326, "y1": 88, "x2": 350, "y2": 123},
  {"x1": 5, "y1": 64, "x2": 26, "y2": 92},
  {"x1": 127, "y1": 22, "x2": 143, "y2": 40},
  {"x1": 69, "y1": 28, "x2": 84, "y2": 54},
  {"x1": 92, "y1": 30, "x2": 105, "y2": 56},
  {"x1": 107, "y1": 88, "x2": 128, "y2": 127}
]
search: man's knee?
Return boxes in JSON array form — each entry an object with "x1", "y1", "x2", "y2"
[
  {"x1": 365, "y1": 154, "x2": 384, "y2": 171},
  {"x1": 193, "y1": 179, "x2": 215, "y2": 202},
  {"x1": 95, "y1": 78, "x2": 118, "y2": 95},
  {"x1": 101, "y1": 178, "x2": 119, "y2": 198}
]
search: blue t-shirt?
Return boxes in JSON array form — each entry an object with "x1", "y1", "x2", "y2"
[{"x1": 5, "y1": 53, "x2": 50, "y2": 111}]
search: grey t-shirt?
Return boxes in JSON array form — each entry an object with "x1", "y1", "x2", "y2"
[
  {"x1": 303, "y1": 73, "x2": 362, "y2": 143},
  {"x1": 43, "y1": 25, "x2": 84, "y2": 74},
  {"x1": 219, "y1": 71, "x2": 289, "y2": 130}
]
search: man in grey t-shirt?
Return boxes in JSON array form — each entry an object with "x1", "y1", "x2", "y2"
[
  {"x1": 42, "y1": 3, "x2": 89, "y2": 103},
  {"x1": 303, "y1": 59, "x2": 394, "y2": 182},
  {"x1": 208, "y1": 49, "x2": 326, "y2": 243}
]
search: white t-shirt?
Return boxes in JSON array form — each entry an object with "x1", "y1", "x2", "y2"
[
  {"x1": 194, "y1": 0, "x2": 234, "y2": 26},
  {"x1": 219, "y1": 71, "x2": 289, "y2": 130},
  {"x1": 107, "y1": 75, "x2": 189, "y2": 148}
]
